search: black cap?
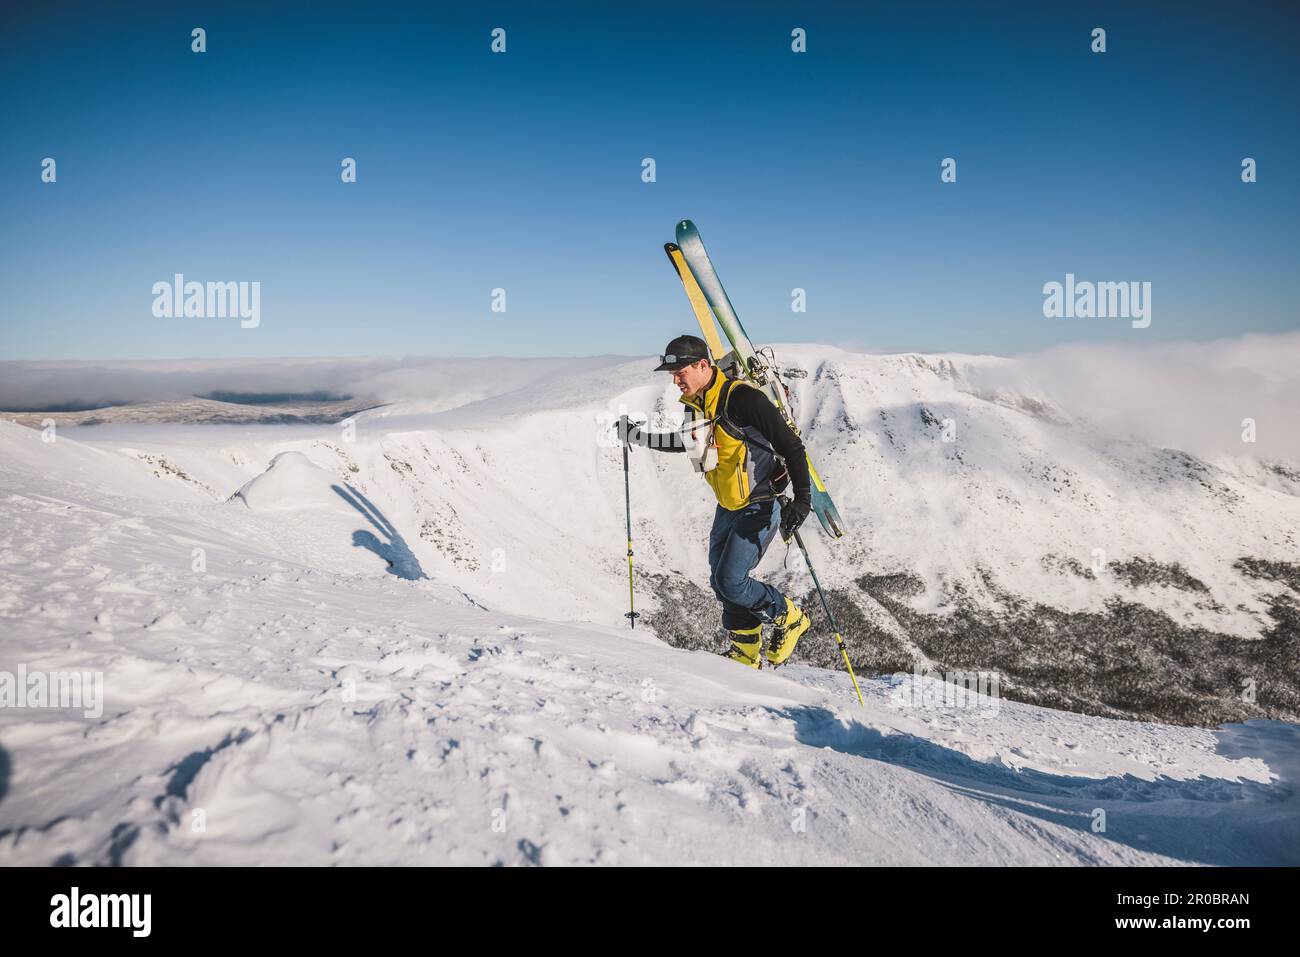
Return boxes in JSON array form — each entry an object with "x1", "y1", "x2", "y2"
[{"x1": 654, "y1": 334, "x2": 711, "y2": 371}]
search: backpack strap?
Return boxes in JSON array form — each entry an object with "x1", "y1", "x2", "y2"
[
  {"x1": 719, "y1": 379, "x2": 779, "y2": 457},
  {"x1": 720, "y1": 378, "x2": 793, "y2": 498},
  {"x1": 717, "y1": 378, "x2": 741, "y2": 434}
]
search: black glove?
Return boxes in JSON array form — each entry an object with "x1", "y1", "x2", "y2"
[
  {"x1": 780, "y1": 496, "x2": 811, "y2": 542},
  {"x1": 614, "y1": 415, "x2": 649, "y2": 448}
]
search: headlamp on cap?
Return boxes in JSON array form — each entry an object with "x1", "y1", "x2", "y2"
[{"x1": 653, "y1": 335, "x2": 711, "y2": 371}]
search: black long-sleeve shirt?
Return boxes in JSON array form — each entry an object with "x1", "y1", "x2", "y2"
[{"x1": 635, "y1": 383, "x2": 812, "y2": 502}]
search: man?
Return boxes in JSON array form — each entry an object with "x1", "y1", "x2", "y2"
[{"x1": 616, "y1": 334, "x2": 811, "y2": 668}]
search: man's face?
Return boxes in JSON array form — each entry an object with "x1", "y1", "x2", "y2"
[{"x1": 669, "y1": 358, "x2": 713, "y2": 398}]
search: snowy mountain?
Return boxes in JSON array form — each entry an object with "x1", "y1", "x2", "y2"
[{"x1": 1, "y1": 344, "x2": 1298, "y2": 866}]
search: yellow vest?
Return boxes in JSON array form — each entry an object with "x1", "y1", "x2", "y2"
[{"x1": 680, "y1": 369, "x2": 785, "y2": 510}]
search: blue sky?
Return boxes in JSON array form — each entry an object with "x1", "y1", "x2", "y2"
[{"x1": 1, "y1": 0, "x2": 1296, "y2": 360}]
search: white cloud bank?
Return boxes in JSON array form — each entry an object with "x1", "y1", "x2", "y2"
[
  {"x1": 2, "y1": 332, "x2": 1296, "y2": 461},
  {"x1": 963, "y1": 331, "x2": 1300, "y2": 462}
]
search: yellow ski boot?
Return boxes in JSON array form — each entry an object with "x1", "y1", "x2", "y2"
[
  {"x1": 724, "y1": 624, "x2": 763, "y2": 669},
  {"x1": 765, "y1": 597, "x2": 809, "y2": 666}
]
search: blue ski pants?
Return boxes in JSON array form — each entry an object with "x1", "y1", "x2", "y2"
[{"x1": 708, "y1": 497, "x2": 788, "y2": 631}]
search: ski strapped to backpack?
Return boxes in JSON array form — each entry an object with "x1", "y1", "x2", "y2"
[{"x1": 666, "y1": 222, "x2": 846, "y2": 538}]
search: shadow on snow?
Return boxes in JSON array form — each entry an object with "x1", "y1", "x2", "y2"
[
  {"x1": 331, "y1": 484, "x2": 426, "y2": 581},
  {"x1": 782, "y1": 707, "x2": 1299, "y2": 866}
]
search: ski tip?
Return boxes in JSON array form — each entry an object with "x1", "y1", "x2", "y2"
[
  {"x1": 816, "y1": 510, "x2": 847, "y2": 539},
  {"x1": 664, "y1": 242, "x2": 679, "y2": 253},
  {"x1": 676, "y1": 219, "x2": 696, "y2": 240}
]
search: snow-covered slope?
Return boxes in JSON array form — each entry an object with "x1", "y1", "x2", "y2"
[
  {"x1": 2, "y1": 342, "x2": 1298, "y2": 865},
  {"x1": 22, "y1": 344, "x2": 1294, "y2": 723},
  {"x1": 0, "y1": 416, "x2": 1296, "y2": 865},
  {"x1": 47, "y1": 346, "x2": 1295, "y2": 630}
]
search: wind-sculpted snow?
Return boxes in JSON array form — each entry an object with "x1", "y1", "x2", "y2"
[{"x1": 230, "y1": 451, "x2": 354, "y2": 513}]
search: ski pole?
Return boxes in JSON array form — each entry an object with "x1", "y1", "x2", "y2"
[
  {"x1": 791, "y1": 527, "x2": 864, "y2": 707},
  {"x1": 622, "y1": 439, "x2": 640, "y2": 629}
]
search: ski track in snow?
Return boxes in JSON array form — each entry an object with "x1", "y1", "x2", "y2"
[{"x1": 1, "y1": 350, "x2": 1299, "y2": 866}]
